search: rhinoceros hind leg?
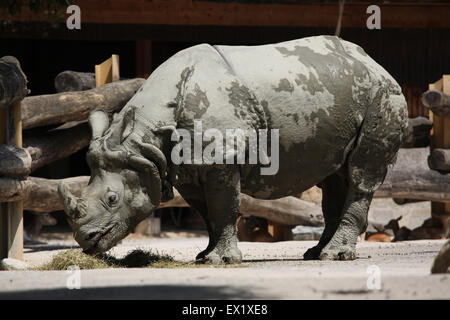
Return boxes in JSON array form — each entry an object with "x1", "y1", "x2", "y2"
[
  {"x1": 319, "y1": 190, "x2": 372, "y2": 261},
  {"x1": 304, "y1": 169, "x2": 348, "y2": 260},
  {"x1": 320, "y1": 88, "x2": 407, "y2": 261}
]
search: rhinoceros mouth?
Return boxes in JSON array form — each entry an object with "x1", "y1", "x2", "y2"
[{"x1": 82, "y1": 225, "x2": 115, "y2": 255}]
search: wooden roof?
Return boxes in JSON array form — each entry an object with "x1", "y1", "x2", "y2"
[{"x1": 2, "y1": 0, "x2": 450, "y2": 29}]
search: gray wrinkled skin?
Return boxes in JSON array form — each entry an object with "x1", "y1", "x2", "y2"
[{"x1": 59, "y1": 36, "x2": 408, "y2": 262}]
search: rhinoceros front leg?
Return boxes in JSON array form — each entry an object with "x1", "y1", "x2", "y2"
[
  {"x1": 197, "y1": 165, "x2": 242, "y2": 264},
  {"x1": 319, "y1": 190, "x2": 373, "y2": 260}
]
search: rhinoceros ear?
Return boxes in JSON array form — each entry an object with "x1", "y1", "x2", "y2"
[
  {"x1": 88, "y1": 110, "x2": 109, "y2": 140},
  {"x1": 120, "y1": 106, "x2": 136, "y2": 143}
]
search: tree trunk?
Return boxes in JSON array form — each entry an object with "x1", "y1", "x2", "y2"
[
  {"x1": 0, "y1": 56, "x2": 29, "y2": 110},
  {"x1": 21, "y1": 78, "x2": 145, "y2": 129},
  {"x1": 421, "y1": 89, "x2": 450, "y2": 117},
  {"x1": 428, "y1": 148, "x2": 450, "y2": 172},
  {"x1": 54, "y1": 71, "x2": 96, "y2": 93},
  {"x1": 375, "y1": 148, "x2": 450, "y2": 202},
  {"x1": 23, "y1": 121, "x2": 91, "y2": 172},
  {"x1": 401, "y1": 116, "x2": 433, "y2": 148}
]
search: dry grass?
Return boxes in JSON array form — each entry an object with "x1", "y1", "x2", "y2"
[{"x1": 35, "y1": 248, "x2": 246, "y2": 270}]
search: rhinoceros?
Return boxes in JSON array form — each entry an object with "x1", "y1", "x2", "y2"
[{"x1": 58, "y1": 35, "x2": 408, "y2": 263}]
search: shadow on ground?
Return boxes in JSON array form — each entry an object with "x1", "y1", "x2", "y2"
[
  {"x1": 24, "y1": 244, "x2": 79, "y2": 253},
  {"x1": 0, "y1": 284, "x2": 259, "y2": 299}
]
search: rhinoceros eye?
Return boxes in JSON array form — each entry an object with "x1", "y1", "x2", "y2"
[{"x1": 106, "y1": 191, "x2": 119, "y2": 206}]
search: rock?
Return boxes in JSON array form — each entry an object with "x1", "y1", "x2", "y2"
[{"x1": 0, "y1": 258, "x2": 29, "y2": 271}]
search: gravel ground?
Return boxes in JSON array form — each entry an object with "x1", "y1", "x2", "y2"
[{"x1": 0, "y1": 237, "x2": 448, "y2": 299}]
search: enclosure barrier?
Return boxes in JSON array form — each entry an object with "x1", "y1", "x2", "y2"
[
  {"x1": 0, "y1": 56, "x2": 29, "y2": 259},
  {"x1": 422, "y1": 75, "x2": 450, "y2": 273},
  {"x1": 1, "y1": 55, "x2": 449, "y2": 259}
]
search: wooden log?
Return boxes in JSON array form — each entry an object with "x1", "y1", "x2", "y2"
[
  {"x1": 374, "y1": 148, "x2": 450, "y2": 202},
  {"x1": 23, "y1": 121, "x2": 91, "y2": 172},
  {"x1": 0, "y1": 177, "x2": 30, "y2": 203},
  {"x1": 0, "y1": 56, "x2": 29, "y2": 110},
  {"x1": 160, "y1": 190, "x2": 324, "y2": 226},
  {"x1": 54, "y1": 71, "x2": 96, "y2": 93},
  {"x1": 19, "y1": 176, "x2": 324, "y2": 226},
  {"x1": 428, "y1": 148, "x2": 450, "y2": 172},
  {"x1": 24, "y1": 176, "x2": 88, "y2": 212},
  {"x1": 401, "y1": 116, "x2": 432, "y2": 148},
  {"x1": 55, "y1": 71, "x2": 129, "y2": 93},
  {"x1": 422, "y1": 89, "x2": 450, "y2": 117},
  {"x1": 0, "y1": 144, "x2": 31, "y2": 177},
  {"x1": 240, "y1": 194, "x2": 324, "y2": 226},
  {"x1": 6, "y1": 149, "x2": 449, "y2": 222},
  {"x1": 21, "y1": 78, "x2": 145, "y2": 129}
]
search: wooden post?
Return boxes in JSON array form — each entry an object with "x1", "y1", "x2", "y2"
[
  {"x1": 268, "y1": 221, "x2": 292, "y2": 242},
  {"x1": 136, "y1": 39, "x2": 152, "y2": 79},
  {"x1": 95, "y1": 54, "x2": 120, "y2": 87},
  {"x1": 429, "y1": 76, "x2": 450, "y2": 229},
  {"x1": 0, "y1": 102, "x2": 24, "y2": 260}
]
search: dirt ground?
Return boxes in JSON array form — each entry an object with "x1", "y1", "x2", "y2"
[
  {"x1": 0, "y1": 198, "x2": 448, "y2": 299},
  {"x1": 0, "y1": 236, "x2": 448, "y2": 299}
]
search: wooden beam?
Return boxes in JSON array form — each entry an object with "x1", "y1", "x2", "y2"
[
  {"x1": 54, "y1": 71, "x2": 96, "y2": 93},
  {"x1": 136, "y1": 40, "x2": 152, "y2": 79},
  {"x1": 21, "y1": 78, "x2": 144, "y2": 129},
  {"x1": 23, "y1": 121, "x2": 91, "y2": 172},
  {"x1": 374, "y1": 148, "x2": 450, "y2": 202},
  {"x1": 2, "y1": 1, "x2": 450, "y2": 29},
  {"x1": 95, "y1": 55, "x2": 120, "y2": 87},
  {"x1": 0, "y1": 103, "x2": 24, "y2": 260}
]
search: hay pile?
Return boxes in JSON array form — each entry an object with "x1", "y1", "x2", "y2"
[{"x1": 36, "y1": 248, "x2": 175, "y2": 270}]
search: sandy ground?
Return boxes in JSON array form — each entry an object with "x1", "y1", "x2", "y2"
[
  {"x1": 0, "y1": 237, "x2": 449, "y2": 299},
  {"x1": 0, "y1": 198, "x2": 447, "y2": 299}
]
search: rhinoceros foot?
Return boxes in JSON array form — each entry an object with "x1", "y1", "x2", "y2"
[
  {"x1": 196, "y1": 246, "x2": 242, "y2": 265},
  {"x1": 319, "y1": 244, "x2": 356, "y2": 261},
  {"x1": 303, "y1": 245, "x2": 323, "y2": 260}
]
